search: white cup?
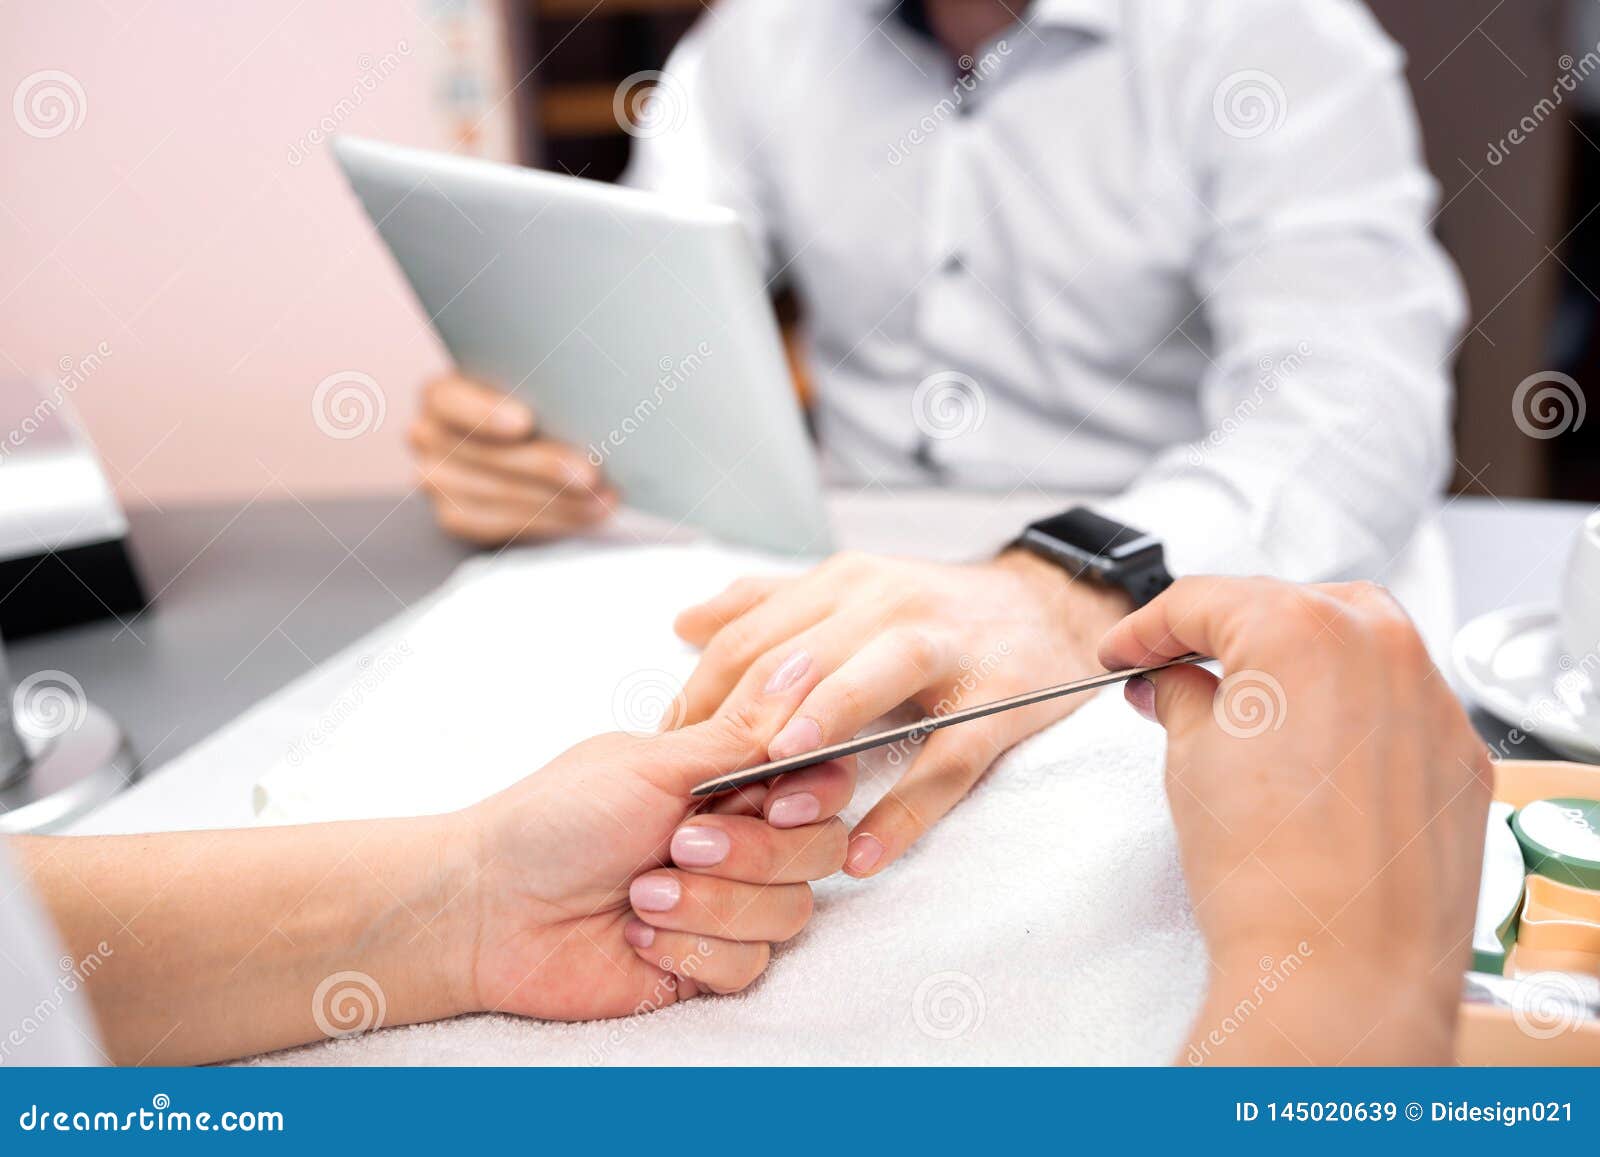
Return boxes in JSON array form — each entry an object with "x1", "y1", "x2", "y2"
[{"x1": 1561, "y1": 507, "x2": 1600, "y2": 665}]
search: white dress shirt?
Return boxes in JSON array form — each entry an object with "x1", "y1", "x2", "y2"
[{"x1": 625, "y1": 0, "x2": 1465, "y2": 581}]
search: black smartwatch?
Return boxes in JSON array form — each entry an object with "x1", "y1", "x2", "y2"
[{"x1": 1010, "y1": 507, "x2": 1174, "y2": 607}]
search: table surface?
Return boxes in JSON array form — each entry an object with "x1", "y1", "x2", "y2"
[{"x1": 7, "y1": 492, "x2": 1593, "y2": 799}]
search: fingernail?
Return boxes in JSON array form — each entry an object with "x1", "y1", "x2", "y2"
[
  {"x1": 769, "y1": 716, "x2": 823, "y2": 759},
  {"x1": 562, "y1": 462, "x2": 597, "y2": 488},
  {"x1": 624, "y1": 918, "x2": 656, "y2": 948},
  {"x1": 654, "y1": 693, "x2": 687, "y2": 734},
  {"x1": 670, "y1": 825, "x2": 730, "y2": 868},
  {"x1": 629, "y1": 874, "x2": 681, "y2": 912},
  {"x1": 763, "y1": 650, "x2": 811, "y2": 695},
  {"x1": 1125, "y1": 675, "x2": 1157, "y2": 722},
  {"x1": 846, "y1": 833, "x2": 884, "y2": 875},
  {"x1": 767, "y1": 791, "x2": 821, "y2": 828},
  {"x1": 491, "y1": 403, "x2": 533, "y2": 436}
]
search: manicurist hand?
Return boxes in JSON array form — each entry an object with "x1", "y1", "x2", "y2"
[
  {"x1": 1098, "y1": 577, "x2": 1493, "y2": 1065},
  {"x1": 670, "y1": 549, "x2": 1132, "y2": 877},
  {"x1": 409, "y1": 374, "x2": 616, "y2": 545},
  {"x1": 16, "y1": 716, "x2": 850, "y2": 1063}
]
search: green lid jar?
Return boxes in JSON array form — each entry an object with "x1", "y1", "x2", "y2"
[{"x1": 1512, "y1": 797, "x2": 1600, "y2": 891}]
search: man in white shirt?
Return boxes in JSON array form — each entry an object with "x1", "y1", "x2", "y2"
[{"x1": 408, "y1": 0, "x2": 1465, "y2": 877}]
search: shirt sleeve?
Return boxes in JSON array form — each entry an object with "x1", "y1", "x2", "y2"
[
  {"x1": 619, "y1": 2, "x2": 780, "y2": 276},
  {"x1": 1100, "y1": 0, "x2": 1467, "y2": 582}
]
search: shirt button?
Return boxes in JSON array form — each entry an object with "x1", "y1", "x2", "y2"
[{"x1": 942, "y1": 254, "x2": 965, "y2": 275}]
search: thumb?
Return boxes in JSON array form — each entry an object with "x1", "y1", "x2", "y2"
[
  {"x1": 641, "y1": 712, "x2": 767, "y2": 797},
  {"x1": 1140, "y1": 664, "x2": 1221, "y2": 739}
]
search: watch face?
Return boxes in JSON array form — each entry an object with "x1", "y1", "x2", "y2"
[{"x1": 1031, "y1": 509, "x2": 1158, "y2": 562}]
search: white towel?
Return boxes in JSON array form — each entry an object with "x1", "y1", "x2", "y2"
[
  {"x1": 246, "y1": 544, "x2": 1200, "y2": 1064},
  {"x1": 243, "y1": 528, "x2": 1454, "y2": 1065},
  {"x1": 254, "y1": 544, "x2": 798, "y2": 823}
]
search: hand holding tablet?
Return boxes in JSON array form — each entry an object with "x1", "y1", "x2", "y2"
[
  {"x1": 408, "y1": 374, "x2": 617, "y2": 544},
  {"x1": 336, "y1": 136, "x2": 831, "y2": 557}
]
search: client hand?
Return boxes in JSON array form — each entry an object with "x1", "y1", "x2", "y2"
[
  {"x1": 1098, "y1": 577, "x2": 1492, "y2": 1065},
  {"x1": 670, "y1": 550, "x2": 1130, "y2": 877},
  {"x1": 465, "y1": 719, "x2": 853, "y2": 1019},
  {"x1": 15, "y1": 715, "x2": 849, "y2": 1063},
  {"x1": 409, "y1": 374, "x2": 616, "y2": 544}
]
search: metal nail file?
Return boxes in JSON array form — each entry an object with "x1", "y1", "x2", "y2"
[{"x1": 689, "y1": 652, "x2": 1209, "y2": 797}]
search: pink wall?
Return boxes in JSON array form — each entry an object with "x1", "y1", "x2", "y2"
[{"x1": 0, "y1": 1, "x2": 517, "y2": 506}]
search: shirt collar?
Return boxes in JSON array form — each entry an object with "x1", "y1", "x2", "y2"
[
  {"x1": 1026, "y1": 0, "x2": 1120, "y2": 37},
  {"x1": 877, "y1": 0, "x2": 1119, "y2": 39}
]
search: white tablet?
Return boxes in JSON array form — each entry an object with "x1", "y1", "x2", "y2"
[{"x1": 333, "y1": 136, "x2": 832, "y2": 556}]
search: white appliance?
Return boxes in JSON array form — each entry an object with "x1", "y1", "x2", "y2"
[{"x1": 0, "y1": 377, "x2": 141, "y2": 831}]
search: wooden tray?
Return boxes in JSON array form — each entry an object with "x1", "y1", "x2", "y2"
[{"x1": 1456, "y1": 760, "x2": 1600, "y2": 1065}]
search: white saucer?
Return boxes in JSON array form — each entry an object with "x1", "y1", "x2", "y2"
[{"x1": 1453, "y1": 605, "x2": 1600, "y2": 763}]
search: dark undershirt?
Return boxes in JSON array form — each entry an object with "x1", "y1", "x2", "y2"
[{"x1": 895, "y1": 0, "x2": 933, "y2": 37}]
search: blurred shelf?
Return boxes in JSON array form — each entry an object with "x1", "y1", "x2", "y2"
[
  {"x1": 517, "y1": 0, "x2": 701, "y2": 168},
  {"x1": 538, "y1": 81, "x2": 629, "y2": 137}
]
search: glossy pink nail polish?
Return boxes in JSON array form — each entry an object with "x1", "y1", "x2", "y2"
[
  {"x1": 846, "y1": 833, "x2": 884, "y2": 875},
  {"x1": 629, "y1": 874, "x2": 681, "y2": 912},
  {"x1": 624, "y1": 918, "x2": 656, "y2": 948},
  {"x1": 671, "y1": 825, "x2": 730, "y2": 868},
  {"x1": 769, "y1": 716, "x2": 823, "y2": 760},
  {"x1": 764, "y1": 650, "x2": 811, "y2": 694},
  {"x1": 767, "y1": 792, "x2": 822, "y2": 828}
]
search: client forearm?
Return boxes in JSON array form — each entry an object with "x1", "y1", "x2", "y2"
[
  {"x1": 12, "y1": 817, "x2": 476, "y2": 1065},
  {"x1": 8, "y1": 716, "x2": 850, "y2": 1064}
]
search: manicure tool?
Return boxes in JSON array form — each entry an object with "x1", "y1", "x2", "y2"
[{"x1": 689, "y1": 652, "x2": 1208, "y2": 797}]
